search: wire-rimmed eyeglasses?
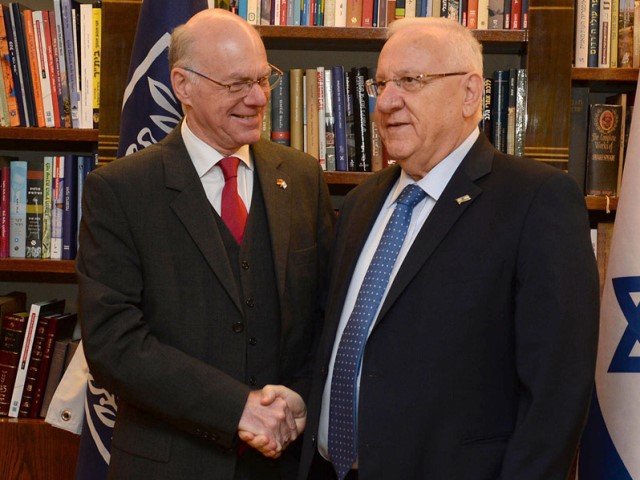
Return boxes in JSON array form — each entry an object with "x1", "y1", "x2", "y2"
[
  {"x1": 183, "y1": 64, "x2": 284, "y2": 96},
  {"x1": 365, "y1": 72, "x2": 468, "y2": 97}
]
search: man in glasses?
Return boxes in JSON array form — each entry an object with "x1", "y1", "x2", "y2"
[
  {"x1": 77, "y1": 8, "x2": 334, "y2": 480},
  {"x1": 298, "y1": 17, "x2": 599, "y2": 480}
]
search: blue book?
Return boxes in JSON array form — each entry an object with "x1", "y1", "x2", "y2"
[
  {"x1": 8, "y1": 3, "x2": 35, "y2": 127},
  {"x1": 76, "y1": 155, "x2": 95, "y2": 248},
  {"x1": 587, "y1": 0, "x2": 599, "y2": 67},
  {"x1": 331, "y1": 66, "x2": 348, "y2": 172},
  {"x1": 61, "y1": 155, "x2": 77, "y2": 260},
  {"x1": 1, "y1": 5, "x2": 23, "y2": 126},
  {"x1": 9, "y1": 159, "x2": 27, "y2": 258},
  {"x1": 238, "y1": 0, "x2": 248, "y2": 19},
  {"x1": 294, "y1": 0, "x2": 302, "y2": 25}
]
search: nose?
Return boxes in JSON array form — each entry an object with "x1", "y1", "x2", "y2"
[
  {"x1": 375, "y1": 84, "x2": 404, "y2": 113},
  {"x1": 244, "y1": 82, "x2": 268, "y2": 106}
]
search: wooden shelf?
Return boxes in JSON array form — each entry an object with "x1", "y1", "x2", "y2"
[
  {"x1": 0, "y1": 127, "x2": 98, "y2": 152},
  {"x1": 585, "y1": 195, "x2": 618, "y2": 212},
  {"x1": 572, "y1": 68, "x2": 639, "y2": 82},
  {"x1": 257, "y1": 26, "x2": 526, "y2": 52},
  {"x1": 0, "y1": 418, "x2": 80, "y2": 480},
  {"x1": 0, "y1": 259, "x2": 76, "y2": 283}
]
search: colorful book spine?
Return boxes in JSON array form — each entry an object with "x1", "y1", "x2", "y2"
[
  {"x1": 50, "y1": 156, "x2": 64, "y2": 260},
  {"x1": 60, "y1": 0, "x2": 79, "y2": 128},
  {"x1": 9, "y1": 3, "x2": 35, "y2": 126},
  {"x1": 585, "y1": 103, "x2": 622, "y2": 197},
  {"x1": 61, "y1": 155, "x2": 77, "y2": 260},
  {"x1": 41, "y1": 156, "x2": 53, "y2": 259},
  {"x1": 369, "y1": 95, "x2": 383, "y2": 172},
  {"x1": 344, "y1": 69, "x2": 356, "y2": 171},
  {"x1": 351, "y1": 66, "x2": 371, "y2": 172},
  {"x1": 481, "y1": 76, "x2": 492, "y2": 142},
  {"x1": 9, "y1": 159, "x2": 27, "y2": 258},
  {"x1": 317, "y1": 67, "x2": 326, "y2": 170},
  {"x1": 32, "y1": 10, "x2": 55, "y2": 127},
  {"x1": 22, "y1": 8, "x2": 46, "y2": 127},
  {"x1": 52, "y1": 0, "x2": 71, "y2": 128},
  {"x1": 0, "y1": 6, "x2": 20, "y2": 126},
  {"x1": 332, "y1": 66, "x2": 348, "y2": 172},
  {"x1": 305, "y1": 68, "x2": 319, "y2": 160},
  {"x1": 587, "y1": 0, "x2": 600, "y2": 67},
  {"x1": 92, "y1": 2, "x2": 101, "y2": 129},
  {"x1": 270, "y1": 69, "x2": 290, "y2": 146},
  {"x1": 42, "y1": 10, "x2": 61, "y2": 128},
  {"x1": 25, "y1": 158, "x2": 44, "y2": 259},
  {"x1": 79, "y1": 3, "x2": 93, "y2": 128},
  {"x1": 324, "y1": 68, "x2": 336, "y2": 172},
  {"x1": 0, "y1": 312, "x2": 28, "y2": 416}
]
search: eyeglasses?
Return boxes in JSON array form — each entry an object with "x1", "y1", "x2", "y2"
[
  {"x1": 183, "y1": 64, "x2": 284, "y2": 96},
  {"x1": 365, "y1": 72, "x2": 468, "y2": 97}
]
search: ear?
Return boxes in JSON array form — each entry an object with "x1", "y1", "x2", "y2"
[
  {"x1": 171, "y1": 68, "x2": 192, "y2": 107},
  {"x1": 461, "y1": 72, "x2": 484, "y2": 120}
]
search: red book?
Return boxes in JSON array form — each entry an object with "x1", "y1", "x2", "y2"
[
  {"x1": 0, "y1": 312, "x2": 28, "y2": 416},
  {"x1": 29, "y1": 312, "x2": 76, "y2": 417},
  {"x1": 510, "y1": 0, "x2": 521, "y2": 29},
  {"x1": 467, "y1": 0, "x2": 479, "y2": 29},
  {"x1": 362, "y1": 0, "x2": 374, "y2": 26},
  {"x1": 42, "y1": 10, "x2": 60, "y2": 128}
]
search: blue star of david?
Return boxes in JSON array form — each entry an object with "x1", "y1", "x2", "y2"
[{"x1": 608, "y1": 276, "x2": 640, "y2": 373}]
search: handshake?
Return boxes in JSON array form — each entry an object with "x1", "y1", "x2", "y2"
[{"x1": 237, "y1": 385, "x2": 307, "y2": 459}]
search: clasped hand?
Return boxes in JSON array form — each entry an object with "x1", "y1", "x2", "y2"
[{"x1": 237, "y1": 385, "x2": 307, "y2": 458}]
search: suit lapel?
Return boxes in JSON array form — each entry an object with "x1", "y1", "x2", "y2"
[
  {"x1": 163, "y1": 128, "x2": 243, "y2": 313},
  {"x1": 377, "y1": 135, "x2": 494, "y2": 324},
  {"x1": 252, "y1": 141, "x2": 291, "y2": 298}
]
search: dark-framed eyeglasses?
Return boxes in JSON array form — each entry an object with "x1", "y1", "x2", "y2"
[
  {"x1": 183, "y1": 64, "x2": 284, "y2": 96},
  {"x1": 365, "y1": 72, "x2": 468, "y2": 97}
]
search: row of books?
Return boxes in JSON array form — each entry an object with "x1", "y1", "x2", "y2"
[
  {"x1": 575, "y1": 0, "x2": 639, "y2": 68},
  {"x1": 2, "y1": 154, "x2": 97, "y2": 259},
  {"x1": 263, "y1": 66, "x2": 527, "y2": 172},
  {"x1": 234, "y1": 0, "x2": 528, "y2": 29},
  {"x1": 569, "y1": 87, "x2": 634, "y2": 197},
  {"x1": 0, "y1": 1, "x2": 101, "y2": 129},
  {"x1": 0, "y1": 293, "x2": 80, "y2": 419}
]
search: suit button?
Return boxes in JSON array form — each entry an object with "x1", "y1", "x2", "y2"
[
  {"x1": 245, "y1": 297, "x2": 255, "y2": 308},
  {"x1": 241, "y1": 261, "x2": 250, "y2": 270},
  {"x1": 232, "y1": 322, "x2": 244, "y2": 333},
  {"x1": 249, "y1": 376, "x2": 257, "y2": 386},
  {"x1": 249, "y1": 337, "x2": 257, "y2": 346}
]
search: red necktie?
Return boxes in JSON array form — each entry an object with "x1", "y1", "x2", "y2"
[{"x1": 219, "y1": 156, "x2": 248, "y2": 244}]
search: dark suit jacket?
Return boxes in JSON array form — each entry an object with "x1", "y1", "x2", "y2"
[
  {"x1": 298, "y1": 134, "x2": 600, "y2": 480},
  {"x1": 77, "y1": 128, "x2": 334, "y2": 479}
]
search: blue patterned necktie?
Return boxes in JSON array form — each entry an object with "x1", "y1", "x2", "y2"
[{"x1": 328, "y1": 183, "x2": 427, "y2": 479}]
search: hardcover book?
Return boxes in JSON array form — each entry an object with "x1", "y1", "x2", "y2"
[
  {"x1": 317, "y1": 67, "x2": 326, "y2": 170},
  {"x1": 61, "y1": 154, "x2": 77, "y2": 259},
  {"x1": 0, "y1": 291, "x2": 26, "y2": 331},
  {"x1": 50, "y1": 155, "x2": 64, "y2": 260},
  {"x1": 344, "y1": 69, "x2": 356, "y2": 170},
  {"x1": 289, "y1": 69, "x2": 304, "y2": 151},
  {"x1": 588, "y1": 0, "x2": 600, "y2": 67},
  {"x1": 271, "y1": 69, "x2": 290, "y2": 146},
  {"x1": 585, "y1": 103, "x2": 623, "y2": 197},
  {"x1": 331, "y1": 65, "x2": 348, "y2": 172},
  {"x1": 31, "y1": 10, "x2": 55, "y2": 127},
  {"x1": 21, "y1": 8, "x2": 46, "y2": 127},
  {"x1": 490, "y1": 69, "x2": 509, "y2": 153},
  {"x1": 52, "y1": 0, "x2": 71, "y2": 127},
  {"x1": 0, "y1": 6, "x2": 20, "y2": 126},
  {"x1": 324, "y1": 68, "x2": 336, "y2": 172},
  {"x1": 38, "y1": 336, "x2": 73, "y2": 418},
  {"x1": 568, "y1": 86, "x2": 590, "y2": 194},
  {"x1": 351, "y1": 66, "x2": 371, "y2": 172},
  {"x1": 305, "y1": 68, "x2": 319, "y2": 160},
  {"x1": 41, "y1": 156, "x2": 53, "y2": 259},
  {"x1": 25, "y1": 158, "x2": 44, "y2": 259},
  {"x1": 9, "y1": 159, "x2": 27, "y2": 258},
  {"x1": 8, "y1": 2, "x2": 36, "y2": 126},
  {"x1": 0, "y1": 311, "x2": 28, "y2": 416},
  {"x1": 487, "y1": 0, "x2": 504, "y2": 29}
]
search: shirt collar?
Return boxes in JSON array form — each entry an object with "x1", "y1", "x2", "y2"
[
  {"x1": 181, "y1": 118, "x2": 253, "y2": 178},
  {"x1": 392, "y1": 128, "x2": 479, "y2": 203}
]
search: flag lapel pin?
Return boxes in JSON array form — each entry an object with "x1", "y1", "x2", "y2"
[{"x1": 456, "y1": 195, "x2": 472, "y2": 205}]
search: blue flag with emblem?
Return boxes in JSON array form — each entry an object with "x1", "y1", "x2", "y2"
[
  {"x1": 75, "y1": 1, "x2": 208, "y2": 478},
  {"x1": 578, "y1": 75, "x2": 640, "y2": 479}
]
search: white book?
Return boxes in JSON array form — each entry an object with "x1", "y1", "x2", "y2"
[
  {"x1": 477, "y1": 0, "x2": 489, "y2": 29},
  {"x1": 9, "y1": 299, "x2": 65, "y2": 417},
  {"x1": 9, "y1": 160, "x2": 27, "y2": 258},
  {"x1": 405, "y1": 0, "x2": 417, "y2": 17},
  {"x1": 32, "y1": 11, "x2": 55, "y2": 128},
  {"x1": 334, "y1": 0, "x2": 347, "y2": 27},
  {"x1": 324, "y1": 0, "x2": 336, "y2": 26},
  {"x1": 316, "y1": 67, "x2": 326, "y2": 171},
  {"x1": 51, "y1": 156, "x2": 64, "y2": 260},
  {"x1": 574, "y1": 0, "x2": 589, "y2": 66},
  {"x1": 80, "y1": 4, "x2": 93, "y2": 128},
  {"x1": 598, "y1": 0, "x2": 612, "y2": 67},
  {"x1": 247, "y1": 0, "x2": 260, "y2": 24}
]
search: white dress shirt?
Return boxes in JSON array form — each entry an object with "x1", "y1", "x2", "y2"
[{"x1": 317, "y1": 128, "x2": 480, "y2": 461}]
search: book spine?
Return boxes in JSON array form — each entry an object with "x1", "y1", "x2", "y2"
[
  {"x1": 467, "y1": 0, "x2": 478, "y2": 28},
  {"x1": 247, "y1": 0, "x2": 260, "y2": 24},
  {"x1": 502, "y1": 0, "x2": 511, "y2": 28},
  {"x1": 42, "y1": 10, "x2": 61, "y2": 128},
  {"x1": 9, "y1": 159, "x2": 27, "y2": 258},
  {"x1": 335, "y1": 0, "x2": 347, "y2": 25},
  {"x1": 331, "y1": 66, "x2": 348, "y2": 172},
  {"x1": 60, "y1": 0, "x2": 79, "y2": 128},
  {"x1": 317, "y1": 67, "x2": 326, "y2": 170},
  {"x1": 79, "y1": 3, "x2": 93, "y2": 128},
  {"x1": 270, "y1": 69, "x2": 290, "y2": 146},
  {"x1": 9, "y1": 3, "x2": 35, "y2": 126},
  {"x1": 52, "y1": 0, "x2": 71, "y2": 128},
  {"x1": 369, "y1": 95, "x2": 383, "y2": 172},
  {"x1": 289, "y1": 69, "x2": 305, "y2": 151},
  {"x1": 38, "y1": 338, "x2": 70, "y2": 418},
  {"x1": 22, "y1": 9, "x2": 46, "y2": 127},
  {"x1": 41, "y1": 156, "x2": 53, "y2": 259},
  {"x1": 0, "y1": 165, "x2": 9, "y2": 257},
  {"x1": 32, "y1": 11, "x2": 55, "y2": 127},
  {"x1": 480, "y1": 76, "x2": 492, "y2": 142},
  {"x1": 487, "y1": 0, "x2": 503, "y2": 29},
  {"x1": 324, "y1": 68, "x2": 336, "y2": 172},
  {"x1": 568, "y1": 87, "x2": 590, "y2": 194},
  {"x1": 477, "y1": 0, "x2": 488, "y2": 29},
  {"x1": 324, "y1": 0, "x2": 336, "y2": 25},
  {"x1": 18, "y1": 314, "x2": 52, "y2": 416},
  {"x1": 491, "y1": 69, "x2": 509, "y2": 153},
  {"x1": 598, "y1": 0, "x2": 611, "y2": 67},
  {"x1": 617, "y1": 0, "x2": 634, "y2": 67},
  {"x1": 260, "y1": 0, "x2": 271, "y2": 24},
  {"x1": 588, "y1": 0, "x2": 600, "y2": 67},
  {"x1": 586, "y1": 103, "x2": 622, "y2": 196},
  {"x1": 0, "y1": 7, "x2": 20, "y2": 126},
  {"x1": 305, "y1": 68, "x2": 319, "y2": 161},
  {"x1": 575, "y1": 0, "x2": 590, "y2": 67},
  {"x1": 8, "y1": 305, "x2": 39, "y2": 417},
  {"x1": 510, "y1": 0, "x2": 520, "y2": 29},
  {"x1": 347, "y1": 0, "x2": 364, "y2": 25},
  {"x1": 0, "y1": 312, "x2": 28, "y2": 416},
  {"x1": 363, "y1": 0, "x2": 375, "y2": 25},
  {"x1": 25, "y1": 158, "x2": 44, "y2": 259},
  {"x1": 506, "y1": 68, "x2": 517, "y2": 155},
  {"x1": 351, "y1": 66, "x2": 371, "y2": 172},
  {"x1": 50, "y1": 156, "x2": 64, "y2": 260},
  {"x1": 92, "y1": 4, "x2": 100, "y2": 129},
  {"x1": 514, "y1": 69, "x2": 527, "y2": 157},
  {"x1": 61, "y1": 155, "x2": 77, "y2": 260},
  {"x1": 344, "y1": 69, "x2": 356, "y2": 171}
]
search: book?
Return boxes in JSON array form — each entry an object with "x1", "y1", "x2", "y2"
[
  {"x1": 0, "y1": 156, "x2": 18, "y2": 257},
  {"x1": 605, "y1": 92, "x2": 629, "y2": 195},
  {"x1": 488, "y1": 0, "x2": 504, "y2": 29},
  {"x1": 9, "y1": 159, "x2": 27, "y2": 258},
  {"x1": 598, "y1": 0, "x2": 611, "y2": 67},
  {"x1": 568, "y1": 87, "x2": 590, "y2": 194},
  {"x1": 480, "y1": 76, "x2": 492, "y2": 142},
  {"x1": 324, "y1": 68, "x2": 336, "y2": 172},
  {"x1": 41, "y1": 156, "x2": 53, "y2": 259},
  {"x1": 25, "y1": 158, "x2": 44, "y2": 259},
  {"x1": 0, "y1": 311, "x2": 28, "y2": 416},
  {"x1": 29, "y1": 312, "x2": 77, "y2": 417},
  {"x1": 317, "y1": 67, "x2": 326, "y2": 170},
  {"x1": 331, "y1": 65, "x2": 348, "y2": 172},
  {"x1": 271, "y1": 69, "x2": 290, "y2": 146},
  {"x1": 305, "y1": 67, "x2": 319, "y2": 161},
  {"x1": 502, "y1": 0, "x2": 511, "y2": 28},
  {"x1": 609, "y1": 0, "x2": 619, "y2": 68},
  {"x1": 351, "y1": 66, "x2": 371, "y2": 172},
  {"x1": 575, "y1": 0, "x2": 589, "y2": 67},
  {"x1": 506, "y1": 68, "x2": 517, "y2": 155},
  {"x1": 61, "y1": 155, "x2": 77, "y2": 260},
  {"x1": 0, "y1": 291, "x2": 26, "y2": 331},
  {"x1": 344, "y1": 68, "x2": 356, "y2": 171},
  {"x1": 514, "y1": 68, "x2": 527, "y2": 157},
  {"x1": 42, "y1": 10, "x2": 61, "y2": 128},
  {"x1": 79, "y1": 3, "x2": 93, "y2": 128},
  {"x1": 52, "y1": 0, "x2": 71, "y2": 127},
  {"x1": 38, "y1": 336, "x2": 72, "y2": 418},
  {"x1": 9, "y1": 2, "x2": 36, "y2": 126},
  {"x1": 585, "y1": 103, "x2": 623, "y2": 197},
  {"x1": 50, "y1": 155, "x2": 64, "y2": 260},
  {"x1": 289, "y1": 68, "x2": 304, "y2": 151},
  {"x1": 32, "y1": 10, "x2": 56, "y2": 127},
  {"x1": 59, "y1": 0, "x2": 80, "y2": 128},
  {"x1": 477, "y1": 0, "x2": 489, "y2": 29},
  {"x1": 22, "y1": 8, "x2": 46, "y2": 127},
  {"x1": 588, "y1": 0, "x2": 600, "y2": 67},
  {"x1": 510, "y1": 0, "x2": 520, "y2": 29},
  {"x1": 8, "y1": 298, "x2": 65, "y2": 417},
  {"x1": 468, "y1": 0, "x2": 479, "y2": 29},
  {"x1": 369, "y1": 94, "x2": 383, "y2": 172},
  {"x1": 618, "y1": 0, "x2": 634, "y2": 68},
  {"x1": 0, "y1": 6, "x2": 20, "y2": 126},
  {"x1": 347, "y1": 0, "x2": 363, "y2": 26},
  {"x1": 92, "y1": 1, "x2": 101, "y2": 128},
  {"x1": 491, "y1": 69, "x2": 509, "y2": 153}
]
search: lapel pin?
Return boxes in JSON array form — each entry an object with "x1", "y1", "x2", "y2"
[
  {"x1": 455, "y1": 194, "x2": 472, "y2": 205},
  {"x1": 276, "y1": 179, "x2": 288, "y2": 190}
]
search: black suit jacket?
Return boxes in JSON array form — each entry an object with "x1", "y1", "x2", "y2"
[
  {"x1": 77, "y1": 128, "x2": 335, "y2": 479},
  {"x1": 299, "y1": 134, "x2": 599, "y2": 480}
]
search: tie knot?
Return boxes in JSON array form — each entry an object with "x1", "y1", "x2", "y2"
[
  {"x1": 219, "y1": 156, "x2": 240, "y2": 181},
  {"x1": 396, "y1": 184, "x2": 427, "y2": 209}
]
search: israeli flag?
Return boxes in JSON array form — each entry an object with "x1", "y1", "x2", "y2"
[{"x1": 578, "y1": 74, "x2": 640, "y2": 479}]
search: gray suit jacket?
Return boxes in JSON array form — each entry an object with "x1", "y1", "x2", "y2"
[
  {"x1": 299, "y1": 134, "x2": 600, "y2": 480},
  {"x1": 77, "y1": 128, "x2": 334, "y2": 479}
]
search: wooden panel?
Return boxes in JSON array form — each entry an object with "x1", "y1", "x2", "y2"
[
  {"x1": 98, "y1": 0, "x2": 142, "y2": 164},
  {"x1": 524, "y1": 0, "x2": 574, "y2": 169},
  {"x1": 0, "y1": 419, "x2": 80, "y2": 480}
]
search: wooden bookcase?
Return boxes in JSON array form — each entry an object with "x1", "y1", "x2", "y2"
[{"x1": 0, "y1": 0, "x2": 624, "y2": 477}]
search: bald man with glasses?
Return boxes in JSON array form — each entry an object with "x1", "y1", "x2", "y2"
[
  {"x1": 77, "y1": 9, "x2": 334, "y2": 480},
  {"x1": 298, "y1": 17, "x2": 599, "y2": 480}
]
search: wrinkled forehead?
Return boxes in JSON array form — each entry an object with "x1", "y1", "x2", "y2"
[{"x1": 379, "y1": 32, "x2": 446, "y2": 75}]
